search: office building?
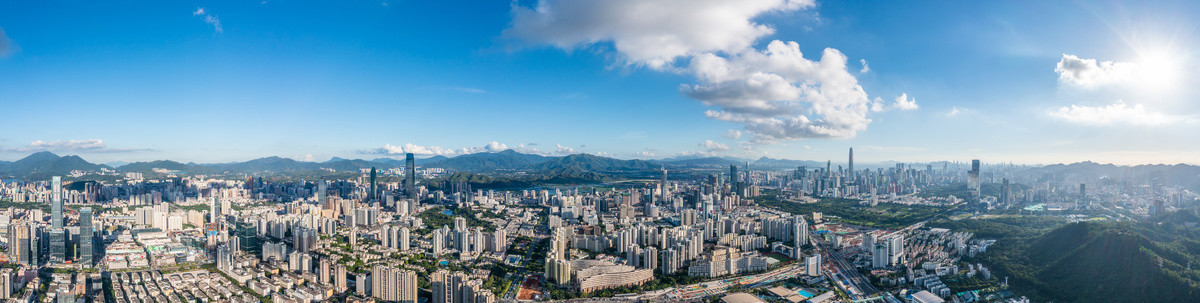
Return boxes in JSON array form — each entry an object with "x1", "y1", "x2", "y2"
[
  {"x1": 79, "y1": 207, "x2": 94, "y2": 268},
  {"x1": 49, "y1": 176, "x2": 65, "y2": 264},
  {"x1": 405, "y1": 153, "x2": 416, "y2": 199}
]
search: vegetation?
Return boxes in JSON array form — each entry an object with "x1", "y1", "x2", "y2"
[
  {"x1": 936, "y1": 212, "x2": 1200, "y2": 302},
  {"x1": 754, "y1": 192, "x2": 953, "y2": 229},
  {"x1": 416, "y1": 206, "x2": 498, "y2": 233}
]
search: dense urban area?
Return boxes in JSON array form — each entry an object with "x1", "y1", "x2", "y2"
[{"x1": 0, "y1": 148, "x2": 1197, "y2": 303}]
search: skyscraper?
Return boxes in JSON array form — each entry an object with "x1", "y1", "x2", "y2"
[
  {"x1": 660, "y1": 166, "x2": 669, "y2": 202},
  {"x1": 6, "y1": 223, "x2": 30, "y2": 265},
  {"x1": 211, "y1": 196, "x2": 223, "y2": 224},
  {"x1": 369, "y1": 167, "x2": 377, "y2": 201},
  {"x1": 968, "y1": 159, "x2": 981, "y2": 194},
  {"x1": 848, "y1": 147, "x2": 854, "y2": 183},
  {"x1": 405, "y1": 153, "x2": 416, "y2": 199},
  {"x1": 729, "y1": 164, "x2": 739, "y2": 195},
  {"x1": 51, "y1": 176, "x2": 62, "y2": 228},
  {"x1": 79, "y1": 207, "x2": 94, "y2": 268},
  {"x1": 49, "y1": 176, "x2": 65, "y2": 264},
  {"x1": 318, "y1": 180, "x2": 328, "y2": 207}
]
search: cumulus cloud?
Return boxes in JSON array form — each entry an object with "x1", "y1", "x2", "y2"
[
  {"x1": 193, "y1": 7, "x2": 223, "y2": 33},
  {"x1": 634, "y1": 150, "x2": 657, "y2": 158},
  {"x1": 724, "y1": 130, "x2": 743, "y2": 139},
  {"x1": 554, "y1": 144, "x2": 578, "y2": 155},
  {"x1": 700, "y1": 140, "x2": 730, "y2": 152},
  {"x1": 360, "y1": 142, "x2": 515, "y2": 156},
  {"x1": 892, "y1": 93, "x2": 918, "y2": 110},
  {"x1": 871, "y1": 93, "x2": 918, "y2": 112},
  {"x1": 1055, "y1": 54, "x2": 1134, "y2": 88},
  {"x1": 508, "y1": 0, "x2": 908, "y2": 144},
  {"x1": 506, "y1": 0, "x2": 816, "y2": 69},
  {"x1": 1049, "y1": 101, "x2": 1193, "y2": 126},
  {"x1": 859, "y1": 59, "x2": 870, "y2": 74},
  {"x1": 5, "y1": 139, "x2": 149, "y2": 153}
]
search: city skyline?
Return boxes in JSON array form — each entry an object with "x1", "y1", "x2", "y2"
[{"x1": 2, "y1": 1, "x2": 1198, "y2": 165}]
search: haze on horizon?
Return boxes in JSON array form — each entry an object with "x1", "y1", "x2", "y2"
[{"x1": 1, "y1": 0, "x2": 1198, "y2": 166}]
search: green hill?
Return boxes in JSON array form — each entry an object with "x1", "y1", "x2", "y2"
[{"x1": 977, "y1": 221, "x2": 1200, "y2": 302}]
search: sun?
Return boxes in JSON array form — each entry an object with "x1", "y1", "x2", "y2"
[{"x1": 1134, "y1": 48, "x2": 1183, "y2": 92}]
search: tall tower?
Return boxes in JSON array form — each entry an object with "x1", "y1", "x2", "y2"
[
  {"x1": 729, "y1": 164, "x2": 739, "y2": 196},
  {"x1": 211, "y1": 196, "x2": 222, "y2": 224},
  {"x1": 405, "y1": 153, "x2": 416, "y2": 199},
  {"x1": 51, "y1": 176, "x2": 62, "y2": 229},
  {"x1": 49, "y1": 176, "x2": 65, "y2": 264},
  {"x1": 968, "y1": 159, "x2": 981, "y2": 195},
  {"x1": 79, "y1": 207, "x2": 94, "y2": 268},
  {"x1": 317, "y1": 180, "x2": 328, "y2": 206},
  {"x1": 660, "y1": 166, "x2": 669, "y2": 202},
  {"x1": 369, "y1": 167, "x2": 377, "y2": 201},
  {"x1": 848, "y1": 147, "x2": 854, "y2": 183}
]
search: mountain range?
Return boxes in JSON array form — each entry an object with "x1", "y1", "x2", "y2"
[{"x1": 4, "y1": 150, "x2": 1199, "y2": 183}]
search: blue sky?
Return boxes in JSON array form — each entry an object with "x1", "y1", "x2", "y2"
[{"x1": 1, "y1": 0, "x2": 1198, "y2": 165}]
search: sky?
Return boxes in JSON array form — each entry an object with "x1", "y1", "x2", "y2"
[{"x1": 1, "y1": 0, "x2": 1198, "y2": 165}]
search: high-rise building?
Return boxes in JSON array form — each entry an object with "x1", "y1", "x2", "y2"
[
  {"x1": 792, "y1": 215, "x2": 808, "y2": 259},
  {"x1": 968, "y1": 159, "x2": 981, "y2": 195},
  {"x1": 405, "y1": 153, "x2": 416, "y2": 199},
  {"x1": 0, "y1": 268, "x2": 12, "y2": 299},
  {"x1": 6, "y1": 223, "x2": 31, "y2": 265},
  {"x1": 357, "y1": 272, "x2": 371, "y2": 296},
  {"x1": 660, "y1": 166, "x2": 669, "y2": 202},
  {"x1": 848, "y1": 147, "x2": 854, "y2": 183},
  {"x1": 79, "y1": 207, "x2": 94, "y2": 268},
  {"x1": 372, "y1": 265, "x2": 418, "y2": 303},
  {"x1": 334, "y1": 264, "x2": 349, "y2": 291},
  {"x1": 729, "y1": 164, "x2": 740, "y2": 195},
  {"x1": 49, "y1": 176, "x2": 65, "y2": 264},
  {"x1": 211, "y1": 196, "x2": 223, "y2": 224},
  {"x1": 398, "y1": 227, "x2": 410, "y2": 251},
  {"x1": 318, "y1": 180, "x2": 328, "y2": 207},
  {"x1": 320, "y1": 258, "x2": 332, "y2": 286},
  {"x1": 888, "y1": 236, "x2": 905, "y2": 266},
  {"x1": 806, "y1": 254, "x2": 821, "y2": 276},
  {"x1": 369, "y1": 167, "x2": 377, "y2": 201},
  {"x1": 51, "y1": 176, "x2": 63, "y2": 228}
]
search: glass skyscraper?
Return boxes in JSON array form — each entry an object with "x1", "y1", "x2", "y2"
[
  {"x1": 49, "y1": 176, "x2": 66, "y2": 264},
  {"x1": 79, "y1": 207, "x2": 94, "y2": 268}
]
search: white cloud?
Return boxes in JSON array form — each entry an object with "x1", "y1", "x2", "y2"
[
  {"x1": 1049, "y1": 101, "x2": 1193, "y2": 126},
  {"x1": 361, "y1": 142, "x2": 515, "y2": 156},
  {"x1": 945, "y1": 106, "x2": 971, "y2": 117},
  {"x1": 724, "y1": 130, "x2": 743, "y2": 139},
  {"x1": 508, "y1": 1, "x2": 906, "y2": 144},
  {"x1": 859, "y1": 59, "x2": 870, "y2": 74},
  {"x1": 296, "y1": 154, "x2": 315, "y2": 162},
  {"x1": 30, "y1": 139, "x2": 106, "y2": 150},
  {"x1": 6, "y1": 139, "x2": 149, "y2": 153},
  {"x1": 554, "y1": 144, "x2": 578, "y2": 155},
  {"x1": 506, "y1": 0, "x2": 815, "y2": 69},
  {"x1": 1055, "y1": 54, "x2": 1134, "y2": 88},
  {"x1": 700, "y1": 140, "x2": 730, "y2": 152},
  {"x1": 634, "y1": 150, "x2": 657, "y2": 158},
  {"x1": 871, "y1": 93, "x2": 918, "y2": 112},
  {"x1": 193, "y1": 7, "x2": 223, "y2": 33},
  {"x1": 685, "y1": 42, "x2": 877, "y2": 142},
  {"x1": 892, "y1": 93, "x2": 918, "y2": 110}
]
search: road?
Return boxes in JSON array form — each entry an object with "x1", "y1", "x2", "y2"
[{"x1": 817, "y1": 237, "x2": 879, "y2": 298}]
